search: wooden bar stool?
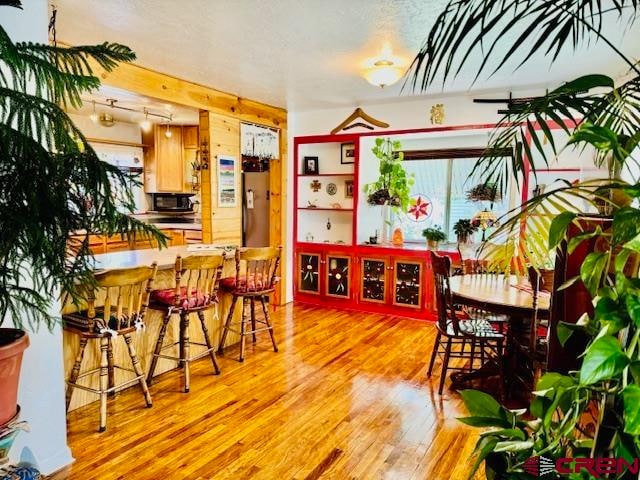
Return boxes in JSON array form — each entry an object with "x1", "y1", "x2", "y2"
[
  {"x1": 63, "y1": 263, "x2": 158, "y2": 432},
  {"x1": 218, "y1": 246, "x2": 281, "y2": 362},
  {"x1": 146, "y1": 254, "x2": 225, "y2": 393}
]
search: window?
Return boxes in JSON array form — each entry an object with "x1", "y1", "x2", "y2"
[{"x1": 391, "y1": 157, "x2": 511, "y2": 243}]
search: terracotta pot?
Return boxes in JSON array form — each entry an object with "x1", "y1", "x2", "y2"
[
  {"x1": 0, "y1": 329, "x2": 29, "y2": 426},
  {"x1": 427, "y1": 240, "x2": 439, "y2": 250}
]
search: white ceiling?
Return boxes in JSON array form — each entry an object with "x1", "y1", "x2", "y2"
[{"x1": 55, "y1": 0, "x2": 640, "y2": 111}]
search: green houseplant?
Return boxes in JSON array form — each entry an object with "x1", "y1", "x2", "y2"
[
  {"x1": 363, "y1": 137, "x2": 413, "y2": 210},
  {"x1": 422, "y1": 226, "x2": 446, "y2": 250},
  {"x1": 453, "y1": 219, "x2": 478, "y2": 244},
  {"x1": 0, "y1": 2, "x2": 164, "y2": 426},
  {"x1": 409, "y1": 0, "x2": 640, "y2": 477}
]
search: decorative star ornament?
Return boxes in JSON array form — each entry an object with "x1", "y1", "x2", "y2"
[{"x1": 407, "y1": 195, "x2": 432, "y2": 222}]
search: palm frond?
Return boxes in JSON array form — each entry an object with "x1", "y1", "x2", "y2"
[
  {"x1": 407, "y1": 0, "x2": 640, "y2": 91},
  {"x1": 481, "y1": 178, "x2": 629, "y2": 272}
]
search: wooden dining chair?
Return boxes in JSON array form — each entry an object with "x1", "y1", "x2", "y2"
[
  {"x1": 146, "y1": 253, "x2": 225, "y2": 393},
  {"x1": 428, "y1": 252, "x2": 505, "y2": 395},
  {"x1": 63, "y1": 263, "x2": 158, "y2": 432},
  {"x1": 218, "y1": 246, "x2": 281, "y2": 362}
]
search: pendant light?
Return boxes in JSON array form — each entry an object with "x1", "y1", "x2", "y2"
[
  {"x1": 89, "y1": 100, "x2": 99, "y2": 124},
  {"x1": 140, "y1": 108, "x2": 152, "y2": 132},
  {"x1": 363, "y1": 43, "x2": 406, "y2": 88}
]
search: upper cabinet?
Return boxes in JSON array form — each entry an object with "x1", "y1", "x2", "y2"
[{"x1": 143, "y1": 125, "x2": 198, "y2": 193}]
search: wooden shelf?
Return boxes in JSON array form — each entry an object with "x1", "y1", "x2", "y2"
[
  {"x1": 297, "y1": 207, "x2": 353, "y2": 211},
  {"x1": 298, "y1": 173, "x2": 354, "y2": 177}
]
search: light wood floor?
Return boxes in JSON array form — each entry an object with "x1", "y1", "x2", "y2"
[{"x1": 59, "y1": 303, "x2": 479, "y2": 480}]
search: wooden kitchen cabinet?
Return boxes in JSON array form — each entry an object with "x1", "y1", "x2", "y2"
[
  {"x1": 182, "y1": 126, "x2": 199, "y2": 149},
  {"x1": 143, "y1": 125, "x2": 184, "y2": 193}
]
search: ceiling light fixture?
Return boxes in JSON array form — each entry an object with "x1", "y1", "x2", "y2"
[
  {"x1": 140, "y1": 108, "x2": 152, "y2": 132},
  {"x1": 363, "y1": 43, "x2": 406, "y2": 88},
  {"x1": 89, "y1": 100, "x2": 98, "y2": 124}
]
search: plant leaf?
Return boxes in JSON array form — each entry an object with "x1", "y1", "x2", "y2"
[
  {"x1": 548, "y1": 211, "x2": 577, "y2": 249},
  {"x1": 622, "y1": 385, "x2": 640, "y2": 435},
  {"x1": 580, "y1": 252, "x2": 608, "y2": 296},
  {"x1": 579, "y1": 336, "x2": 629, "y2": 385}
]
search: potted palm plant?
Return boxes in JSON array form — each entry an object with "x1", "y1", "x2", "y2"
[
  {"x1": 0, "y1": 2, "x2": 163, "y2": 426},
  {"x1": 409, "y1": 0, "x2": 640, "y2": 477},
  {"x1": 422, "y1": 226, "x2": 446, "y2": 250}
]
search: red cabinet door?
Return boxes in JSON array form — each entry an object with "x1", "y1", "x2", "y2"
[
  {"x1": 297, "y1": 251, "x2": 322, "y2": 296},
  {"x1": 359, "y1": 256, "x2": 390, "y2": 304},
  {"x1": 324, "y1": 254, "x2": 352, "y2": 300}
]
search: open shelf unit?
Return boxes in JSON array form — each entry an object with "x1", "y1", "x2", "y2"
[{"x1": 294, "y1": 136, "x2": 358, "y2": 246}]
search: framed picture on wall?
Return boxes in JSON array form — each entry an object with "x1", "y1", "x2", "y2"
[
  {"x1": 345, "y1": 180, "x2": 354, "y2": 198},
  {"x1": 341, "y1": 143, "x2": 355, "y2": 164},
  {"x1": 303, "y1": 156, "x2": 319, "y2": 175},
  {"x1": 218, "y1": 155, "x2": 237, "y2": 207}
]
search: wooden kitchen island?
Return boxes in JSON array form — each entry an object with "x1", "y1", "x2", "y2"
[{"x1": 62, "y1": 245, "x2": 243, "y2": 411}]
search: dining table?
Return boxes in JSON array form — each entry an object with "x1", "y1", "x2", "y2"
[{"x1": 447, "y1": 273, "x2": 551, "y2": 399}]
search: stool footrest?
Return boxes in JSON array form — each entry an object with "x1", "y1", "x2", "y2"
[
  {"x1": 153, "y1": 342, "x2": 216, "y2": 363},
  {"x1": 68, "y1": 368, "x2": 143, "y2": 396}
]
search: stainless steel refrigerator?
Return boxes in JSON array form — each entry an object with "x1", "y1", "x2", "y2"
[{"x1": 242, "y1": 171, "x2": 270, "y2": 247}]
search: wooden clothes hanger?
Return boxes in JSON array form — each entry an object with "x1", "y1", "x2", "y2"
[{"x1": 331, "y1": 107, "x2": 389, "y2": 135}]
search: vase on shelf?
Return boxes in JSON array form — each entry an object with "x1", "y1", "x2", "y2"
[{"x1": 380, "y1": 203, "x2": 392, "y2": 245}]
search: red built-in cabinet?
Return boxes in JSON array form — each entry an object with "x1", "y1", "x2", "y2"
[{"x1": 293, "y1": 132, "x2": 462, "y2": 321}]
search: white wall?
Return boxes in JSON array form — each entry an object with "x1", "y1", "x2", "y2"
[{"x1": 1, "y1": 1, "x2": 74, "y2": 475}]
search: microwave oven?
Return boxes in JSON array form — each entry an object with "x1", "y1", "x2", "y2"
[{"x1": 151, "y1": 193, "x2": 194, "y2": 212}]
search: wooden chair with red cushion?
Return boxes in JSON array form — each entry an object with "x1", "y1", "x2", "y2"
[
  {"x1": 63, "y1": 263, "x2": 158, "y2": 432},
  {"x1": 428, "y1": 251, "x2": 505, "y2": 395},
  {"x1": 146, "y1": 253, "x2": 225, "y2": 393},
  {"x1": 218, "y1": 246, "x2": 282, "y2": 362}
]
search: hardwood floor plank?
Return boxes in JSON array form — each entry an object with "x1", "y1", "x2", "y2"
[{"x1": 56, "y1": 304, "x2": 481, "y2": 480}]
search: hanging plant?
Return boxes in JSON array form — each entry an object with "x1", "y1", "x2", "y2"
[
  {"x1": 363, "y1": 138, "x2": 414, "y2": 210},
  {"x1": 466, "y1": 183, "x2": 501, "y2": 203}
]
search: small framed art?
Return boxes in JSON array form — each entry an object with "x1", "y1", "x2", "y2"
[
  {"x1": 345, "y1": 180, "x2": 354, "y2": 198},
  {"x1": 341, "y1": 143, "x2": 355, "y2": 164},
  {"x1": 303, "y1": 156, "x2": 319, "y2": 175}
]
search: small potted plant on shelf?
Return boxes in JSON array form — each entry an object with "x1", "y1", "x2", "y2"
[
  {"x1": 422, "y1": 226, "x2": 446, "y2": 250},
  {"x1": 452, "y1": 219, "x2": 478, "y2": 244}
]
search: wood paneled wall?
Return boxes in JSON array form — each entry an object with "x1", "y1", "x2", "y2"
[{"x1": 75, "y1": 52, "x2": 288, "y2": 304}]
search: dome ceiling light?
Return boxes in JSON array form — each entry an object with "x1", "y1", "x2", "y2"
[{"x1": 363, "y1": 43, "x2": 406, "y2": 88}]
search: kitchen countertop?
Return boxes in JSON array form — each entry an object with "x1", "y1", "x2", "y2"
[{"x1": 91, "y1": 245, "x2": 235, "y2": 271}]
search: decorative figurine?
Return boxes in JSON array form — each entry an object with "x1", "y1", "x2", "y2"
[
  {"x1": 392, "y1": 227, "x2": 404, "y2": 246},
  {"x1": 326, "y1": 218, "x2": 332, "y2": 230},
  {"x1": 307, "y1": 200, "x2": 318, "y2": 208},
  {"x1": 330, "y1": 202, "x2": 342, "y2": 209},
  {"x1": 310, "y1": 180, "x2": 322, "y2": 192}
]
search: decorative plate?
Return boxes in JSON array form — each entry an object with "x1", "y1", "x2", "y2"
[{"x1": 326, "y1": 183, "x2": 337, "y2": 195}]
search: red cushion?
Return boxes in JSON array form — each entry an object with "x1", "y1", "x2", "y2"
[
  {"x1": 220, "y1": 274, "x2": 279, "y2": 292},
  {"x1": 151, "y1": 287, "x2": 215, "y2": 309}
]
